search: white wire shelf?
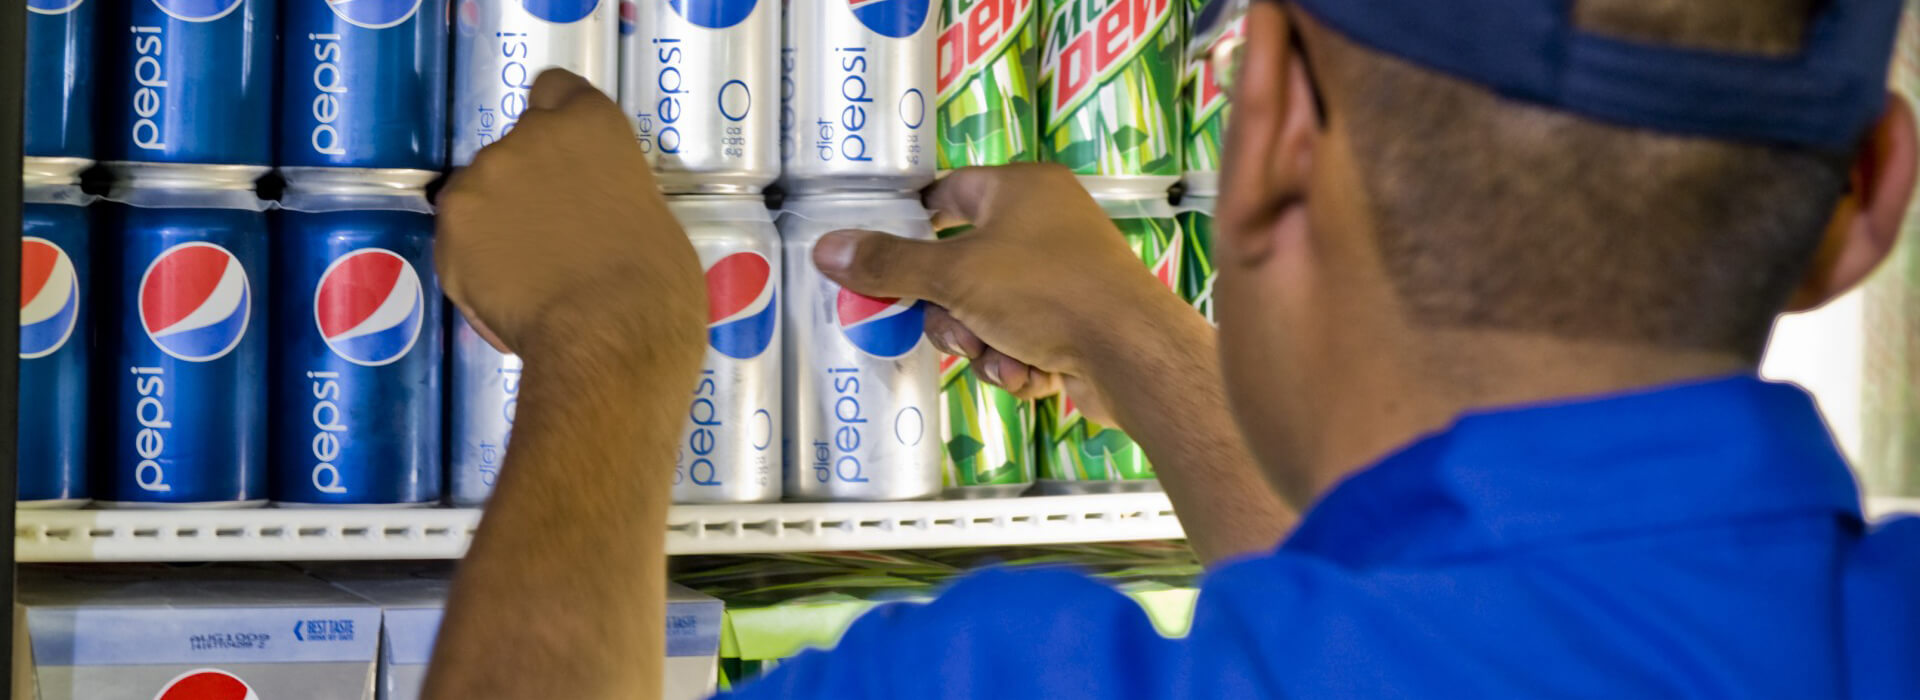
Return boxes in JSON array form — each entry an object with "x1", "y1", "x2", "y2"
[
  {"x1": 13, "y1": 492, "x2": 1185, "y2": 563},
  {"x1": 17, "y1": 494, "x2": 1918, "y2": 563}
]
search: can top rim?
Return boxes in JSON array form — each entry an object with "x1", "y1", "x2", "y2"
[
  {"x1": 106, "y1": 162, "x2": 267, "y2": 191},
  {"x1": 281, "y1": 167, "x2": 440, "y2": 193}
]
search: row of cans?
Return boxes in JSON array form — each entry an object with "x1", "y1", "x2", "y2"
[
  {"x1": 22, "y1": 166, "x2": 445, "y2": 507},
  {"x1": 25, "y1": 0, "x2": 1225, "y2": 193}
]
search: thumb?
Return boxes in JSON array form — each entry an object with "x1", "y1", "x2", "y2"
[
  {"x1": 813, "y1": 229, "x2": 956, "y2": 303},
  {"x1": 528, "y1": 68, "x2": 598, "y2": 111}
]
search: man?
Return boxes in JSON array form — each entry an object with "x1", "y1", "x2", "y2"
[{"x1": 422, "y1": 0, "x2": 1920, "y2": 696}]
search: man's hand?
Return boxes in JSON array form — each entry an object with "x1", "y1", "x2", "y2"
[
  {"x1": 813, "y1": 164, "x2": 1296, "y2": 564},
  {"x1": 436, "y1": 69, "x2": 704, "y2": 372},
  {"x1": 813, "y1": 164, "x2": 1188, "y2": 419},
  {"x1": 425, "y1": 69, "x2": 701, "y2": 700}
]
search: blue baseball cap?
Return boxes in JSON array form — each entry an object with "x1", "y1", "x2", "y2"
[{"x1": 1266, "y1": 0, "x2": 1904, "y2": 152}]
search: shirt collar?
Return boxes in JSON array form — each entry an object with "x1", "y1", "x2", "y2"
[{"x1": 1280, "y1": 375, "x2": 1864, "y2": 568}]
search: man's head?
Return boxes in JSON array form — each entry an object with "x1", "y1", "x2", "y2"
[{"x1": 1212, "y1": 0, "x2": 1918, "y2": 501}]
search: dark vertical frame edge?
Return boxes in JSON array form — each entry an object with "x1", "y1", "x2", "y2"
[{"x1": 1, "y1": 0, "x2": 23, "y2": 691}]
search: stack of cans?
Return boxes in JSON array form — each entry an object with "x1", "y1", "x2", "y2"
[
  {"x1": 20, "y1": 0, "x2": 97, "y2": 508},
  {"x1": 1177, "y1": 0, "x2": 1230, "y2": 322},
  {"x1": 772, "y1": 0, "x2": 944, "y2": 501},
  {"x1": 449, "y1": 0, "x2": 618, "y2": 505},
  {"x1": 92, "y1": 0, "x2": 277, "y2": 507},
  {"x1": 1028, "y1": 0, "x2": 1185, "y2": 493},
  {"x1": 931, "y1": 0, "x2": 1041, "y2": 498}
]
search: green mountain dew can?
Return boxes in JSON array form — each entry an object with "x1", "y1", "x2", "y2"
[
  {"x1": 1036, "y1": 194, "x2": 1183, "y2": 493},
  {"x1": 1179, "y1": 0, "x2": 1236, "y2": 193},
  {"x1": 940, "y1": 353, "x2": 1037, "y2": 497},
  {"x1": 1176, "y1": 193, "x2": 1215, "y2": 322},
  {"x1": 937, "y1": 0, "x2": 1042, "y2": 170},
  {"x1": 939, "y1": 223, "x2": 1035, "y2": 497},
  {"x1": 1038, "y1": 0, "x2": 1182, "y2": 195}
]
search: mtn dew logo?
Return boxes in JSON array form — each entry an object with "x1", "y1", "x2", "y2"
[
  {"x1": 1182, "y1": 9, "x2": 1238, "y2": 173},
  {"x1": 1037, "y1": 0, "x2": 1180, "y2": 176},
  {"x1": 935, "y1": 0, "x2": 1040, "y2": 167}
]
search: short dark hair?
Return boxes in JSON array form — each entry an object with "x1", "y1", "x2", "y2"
[{"x1": 1312, "y1": 0, "x2": 1853, "y2": 358}]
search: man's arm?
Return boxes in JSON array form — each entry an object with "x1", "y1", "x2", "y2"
[
  {"x1": 813, "y1": 165, "x2": 1294, "y2": 564},
  {"x1": 421, "y1": 70, "x2": 706, "y2": 700}
]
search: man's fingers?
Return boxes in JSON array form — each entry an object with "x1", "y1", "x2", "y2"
[
  {"x1": 923, "y1": 167, "x2": 997, "y2": 229},
  {"x1": 529, "y1": 68, "x2": 598, "y2": 111},
  {"x1": 813, "y1": 229, "x2": 957, "y2": 303},
  {"x1": 926, "y1": 306, "x2": 984, "y2": 359}
]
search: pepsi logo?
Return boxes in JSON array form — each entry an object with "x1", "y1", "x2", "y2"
[
  {"x1": 520, "y1": 0, "x2": 601, "y2": 24},
  {"x1": 315, "y1": 249, "x2": 425, "y2": 367},
  {"x1": 20, "y1": 237, "x2": 79, "y2": 360},
  {"x1": 26, "y1": 0, "x2": 84, "y2": 15},
  {"x1": 836, "y1": 289, "x2": 924, "y2": 358},
  {"x1": 847, "y1": 0, "x2": 927, "y2": 38},
  {"x1": 670, "y1": 0, "x2": 757, "y2": 29},
  {"x1": 619, "y1": 0, "x2": 636, "y2": 35},
  {"x1": 150, "y1": 0, "x2": 245, "y2": 22},
  {"x1": 154, "y1": 669, "x2": 258, "y2": 700},
  {"x1": 706, "y1": 252, "x2": 777, "y2": 359},
  {"x1": 326, "y1": 0, "x2": 422, "y2": 28},
  {"x1": 140, "y1": 243, "x2": 251, "y2": 363}
]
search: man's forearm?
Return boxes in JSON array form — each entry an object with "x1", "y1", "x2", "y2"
[
  {"x1": 424, "y1": 340, "x2": 690, "y2": 700},
  {"x1": 1091, "y1": 304, "x2": 1295, "y2": 565}
]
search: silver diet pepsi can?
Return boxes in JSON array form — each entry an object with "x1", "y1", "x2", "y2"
[
  {"x1": 781, "y1": 0, "x2": 936, "y2": 193},
  {"x1": 669, "y1": 196, "x2": 782, "y2": 502},
  {"x1": 448, "y1": 311, "x2": 523, "y2": 506},
  {"x1": 621, "y1": 0, "x2": 780, "y2": 193},
  {"x1": 778, "y1": 194, "x2": 940, "y2": 500},
  {"x1": 453, "y1": 0, "x2": 620, "y2": 165}
]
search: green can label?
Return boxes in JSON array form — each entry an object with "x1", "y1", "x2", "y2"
[
  {"x1": 1180, "y1": 4, "x2": 1236, "y2": 174},
  {"x1": 940, "y1": 354, "x2": 1037, "y2": 487},
  {"x1": 1176, "y1": 201, "x2": 1215, "y2": 322},
  {"x1": 937, "y1": 0, "x2": 1042, "y2": 168},
  {"x1": 1037, "y1": 0, "x2": 1182, "y2": 177},
  {"x1": 1036, "y1": 211, "x2": 1183, "y2": 482}
]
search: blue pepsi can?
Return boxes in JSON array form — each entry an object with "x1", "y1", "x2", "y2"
[
  {"x1": 102, "y1": 0, "x2": 276, "y2": 167},
  {"x1": 97, "y1": 182, "x2": 269, "y2": 507},
  {"x1": 280, "y1": 0, "x2": 449, "y2": 174},
  {"x1": 20, "y1": 182, "x2": 92, "y2": 508},
  {"x1": 272, "y1": 180, "x2": 442, "y2": 505},
  {"x1": 448, "y1": 311, "x2": 522, "y2": 506},
  {"x1": 25, "y1": 0, "x2": 95, "y2": 161}
]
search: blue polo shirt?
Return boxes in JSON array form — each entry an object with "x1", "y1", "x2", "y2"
[{"x1": 724, "y1": 377, "x2": 1920, "y2": 698}]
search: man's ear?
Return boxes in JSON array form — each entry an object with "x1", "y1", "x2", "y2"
[
  {"x1": 1214, "y1": 2, "x2": 1320, "y2": 267},
  {"x1": 1787, "y1": 96, "x2": 1917, "y2": 312}
]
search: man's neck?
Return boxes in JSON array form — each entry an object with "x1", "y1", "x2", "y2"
[{"x1": 1303, "y1": 329, "x2": 1754, "y2": 499}]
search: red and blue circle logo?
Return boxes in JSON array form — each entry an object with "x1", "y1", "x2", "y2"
[
  {"x1": 20, "y1": 237, "x2": 79, "y2": 360},
  {"x1": 671, "y1": 0, "x2": 757, "y2": 29},
  {"x1": 139, "y1": 242, "x2": 251, "y2": 363},
  {"x1": 150, "y1": 0, "x2": 246, "y2": 22},
  {"x1": 847, "y1": 0, "x2": 927, "y2": 38},
  {"x1": 27, "y1": 0, "x2": 84, "y2": 15},
  {"x1": 316, "y1": 249, "x2": 425, "y2": 367},
  {"x1": 326, "y1": 0, "x2": 422, "y2": 28},
  {"x1": 837, "y1": 289, "x2": 924, "y2": 358},
  {"x1": 707, "y1": 252, "x2": 777, "y2": 359},
  {"x1": 618, "y1": 0, "x2": 636, "y2": 35},
  {"x1": 154, "y1": 669, "x2": 259, "y2": 700},
  {"x1": 521, "y1": 0, "x2": 601, "y2": 23}
]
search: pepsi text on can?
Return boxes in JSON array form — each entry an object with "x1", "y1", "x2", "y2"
[
  {"x1": 108, "y1": 0, "x2": 274, "y2": 166},
  {"x1": 282, "y1": 0, "x2": 449, "y2": 171},
  {"x1": 453, "y1": 0, "x2": 619, "y2": 165},
  {"x1": 102, "y1": 193, "x2": 268, "y2": 507},
  {"x1": 778, "y1": 195, "x2": 942, "y2": 500},
  {"x1": 670, "y1": 196, "x2": 782, "y2": 502},
  {"x1": 781, "y1": 0, "x2": 936, "y2": 192},
  {"x1": 620, "y1": 0, "x2": 780, "y2": 192},
  {"x1": 272, "y1": 188, "x2": 443, "y2": 506}
]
